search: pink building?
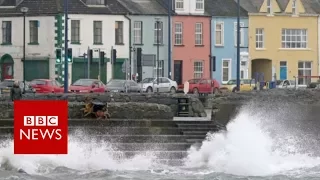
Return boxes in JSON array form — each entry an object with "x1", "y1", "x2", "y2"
[{"x1": 171, "y1": 0, "x2": 211, "y2": 85}]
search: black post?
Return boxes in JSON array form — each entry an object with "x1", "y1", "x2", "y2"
[
  {"x1": 23, "y1": 13, "x2": 26, "y2": 92},
  {"x1": 63, "y1": 0, "x2": 69, "y2": 93},
  {"x1": 236, "y1": 0, "x2": 241, "y2": 91},
  {"x1": 156, "y1": 20, "x2": 160, "y2": 93},
  {"x1": 168, "y1": 0, "x2": 172, "y2": 79}
]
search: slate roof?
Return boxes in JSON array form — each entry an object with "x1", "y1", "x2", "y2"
[
  {"x1": 205, "y1": 0, "x2": 248, "y2": 17},
  {"x1": 117, "y1": 0, "x2": 168, "y2": 15},
  {"x1": 0, "y1": 0, "x2": 129, "y2": 17},
  {"x1": 0, "y1": 0, "x2": 60, "y2": 17},
  {"x1": 66, "y1": 0, "x2": 129, "y2": 14},
  {"x1": 237, "y1": 0, "x2": 320, "y2": 14}
]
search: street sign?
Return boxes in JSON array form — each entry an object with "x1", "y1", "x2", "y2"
[{"x1": 121, "y1": 60, "x2": 130, "y2": 73}]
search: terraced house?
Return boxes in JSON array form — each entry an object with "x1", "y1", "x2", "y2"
[
  {"x1": 118, "y1": 0, "x2": 171, "y2": 80},
  {"x1": 239, "y1": 0, "x2": 320, "y2": 85},
  {"x1": 208, "y1": 0, "x2": 249, "y2": 84},
  {"x1": 0, "y1": 0, "x2": 58, "y2": 81}
]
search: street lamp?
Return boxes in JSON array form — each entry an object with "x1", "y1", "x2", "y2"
[
  {"x1": 20, "y1": 7, "x2": 28, "y2": 93},
  {"x1": 155, "y1": 18, "x2": 160, "y2": 93}
]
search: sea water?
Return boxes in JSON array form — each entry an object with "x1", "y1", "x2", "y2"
[{"x1": 1, "y1": 103, "x2": 320, "y2": 180}]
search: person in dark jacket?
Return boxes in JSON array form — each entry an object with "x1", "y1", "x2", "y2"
[{"x1": 10, "y1": 81, "x2": 22, "y2": 101}]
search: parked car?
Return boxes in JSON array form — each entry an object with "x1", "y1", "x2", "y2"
[
  {"x1": 139, "y1": 77, "x2": 177, "y2": 93},
  {"x1": 69, "y1": 79, "x2": 105, "y2": 93},
  {"x1": 307, "y1": 82, "x2": 320, "y2": 89},
  {"x1": 220, "y1": 79, "x2": 256, "y2": 92},
  {"x1": 276, "y1": 79, "x2": 307, "y2": 89},
  {"x1": 0, "y1": 79, "x2": 35, "y2": 94},
  {"x1": 177, "y1": 78, "x2": 220, "y2": 94},
  {"x1": 106, "y1": 79, "x2": 141, "y2": 93},
  {"x1": 29, "y1": 79, "x2": 64, "y2": 93}
]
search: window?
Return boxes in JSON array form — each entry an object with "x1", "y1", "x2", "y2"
[
  {"x1": 215, "y1": 22, "x2": 223, "y2": 46},
  {"x1": 93, "y1": 21, "x2": 102, "y2": 44},
  {"x1": 2, "y1": 21, "x2": 11, "y2": 44},
  {"x1": 298, "y1": 61, "x2": 311, "y2": 85},
  {"x1": 174, "y1": 22, "x2": 183, "y2": 45},
  {"x1": 115, "y1": 21, "x2": 124, "y2": 44},
  {"x1": 176, "y1": 0, "x2": 184, "y2": 9},
  {"x1": 292, "y1": 0, "x2": 297, "y2": 14},
  {"x1": 194, "y1": 61, "x2": 203, "y2": 78},
  {"x1": 133, "y1": 21, "x2": 142, "y2": 44},
  {"x1": 222, "y1": 59, "x2": 230, "y2": 82},
  {"x1": 29, "y1": 20, "x2": 38, "y2": 44},
  {"x1": 234, "y1": 22, "x2": 244, "y2": 46},
  {"x1": 195, "y1": 23, "x2": 203, "y2": 45},
  {"x1": 240, "y1": 70, "x2": 244, "y2": 79},
  {"x1": 71, "y1": 20, "x2": 80, "y2": 44},
  {"x1": 154, "y1": 21, "x2": 163, "y2": 44},
  {"x1": 281, "y1": 29, "x2": 307, "y2": 48},
  {"x1": 154, "y1": 60, "x2": 164, "y2": 77},
  {"x1": 267, "y1": 0, "x2": 271, "y2": 14},
  {"x1": 86, "y1": 0, "x2": 104, "y2": 5},
  {"x1": 196, "y1": 0, "x2": 204, "y2": 10},
  {"x1": 255, "y1": 28, "x2": 264, "y2": 48}
]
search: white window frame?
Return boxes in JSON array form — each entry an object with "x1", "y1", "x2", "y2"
[
  {"x1": 292, "y1": 0, "x2": 297, "y2": 15},
  {"x1": 215, "y1": 22, "x2": 224, "y2": 46},
  {"x1": 194, "y1": 61, "x2": 204, "y2": 78},
  {"x1": 196, "y1": 0, "x2": 204, "y2": 10},
  {"x1": 255, "y1": 28, "x2": 264, "y2": 49},
  {"x1": 154, "y1": 21, "x2": 163, "y2": 44},
  {"x1": 176, "y1": 0, "x2": 184, "y2": 9},
  {"x1": 175, "y1": 22, "x2": 183, "y2": 45},
  {"x1": 298, "y1": 61, "x2": 312, "y2": 85},
  {"x1": 222, "y1": 59, "x2": 231, "y2": 83},
  {"x1": 195, "y1": 22, "x2": 203, "y2": 45},
  {"x1": 281, "y1": 29, "x2": 307, "y2": 49},
  {"x1": 267, "y1": 0, "x2": 272, "y2": 14},
  {"x1": 234, "y1": 22, "x2": 244, "y2": 46},
  {"x1": 154, "y1": 60, "x2": 164, "y2": 78},
  {"x1": 133, "y1": 21, "x2": 142, "y2": 44}
]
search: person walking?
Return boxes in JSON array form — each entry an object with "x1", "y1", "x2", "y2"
[{"x1": 10, "y1": 81, "x2": 22, "y2": 101}]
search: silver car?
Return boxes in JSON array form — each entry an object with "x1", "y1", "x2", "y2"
[
  {"x1": 106, "y1": 79, "x2": 141, "y2": 93},
  {"x1": 139, "y1": 77, "x2": 177, "y2": 93}
]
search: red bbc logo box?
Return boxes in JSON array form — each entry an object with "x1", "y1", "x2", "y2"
[{"x1": 14, "y1": 100, "x2": 68, "y2": 154}]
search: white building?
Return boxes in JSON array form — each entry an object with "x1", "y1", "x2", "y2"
[{"x1": 0, "y1": 0, "x2": 131, "y2": 84}]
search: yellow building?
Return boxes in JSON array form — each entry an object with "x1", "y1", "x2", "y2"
[{"x1": 239, "y1": 0, "x2": 320, "y2": 85}]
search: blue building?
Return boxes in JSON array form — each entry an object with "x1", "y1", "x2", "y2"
[{"x1": 206, "y1": 0, "x2": 249, "y2": 84}]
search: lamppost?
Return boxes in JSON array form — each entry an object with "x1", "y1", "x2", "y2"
[
  {"x1": 236, "y1": 0, "x2": 241, "y2": 91},
  {"x1": 21, "y1": 7, "x2": 28, "y2": 93},
  {"x1": 155, "y1": 18, "x2": 160, "y2": 93}
]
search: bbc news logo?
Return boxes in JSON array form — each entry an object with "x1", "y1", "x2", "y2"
[
  {"x1": 14, "y1": 100, "x2": 68, "y2": 154},
  {"x1": 20, "y1": 116, "x2": 62, "y2": 140}
]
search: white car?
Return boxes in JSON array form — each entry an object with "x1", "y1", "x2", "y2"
[
  {"x1": 277, "y1": 79, "x2": 307, "y2": 89},
  {"x1": 139, "y1": 77, "x2": 177, "y2": 93}
]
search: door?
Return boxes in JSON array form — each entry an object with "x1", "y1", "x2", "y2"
[
  {"x1": 129, "y1": 81, "x2": 139, "y2": 92},
  {"x1": 199, "y1": 79, "x2": 210, "y2": 93},
  {"x1": 2, "y1": 63, "x2": 13, "y2": 80},
  {"x1": 160, "y1": 78, "x2": 170, "y2": 92},
  {"x1": 24, "y1": 60, "x2": 49, "y2": 81},
  {"x1": 174, "y1": 60, "x2": 182, "y2": 85},
  {"x1": 280, "y1": 61, "x2": 287, "y2": 80}
]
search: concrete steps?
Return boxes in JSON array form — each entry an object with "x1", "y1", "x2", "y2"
[
  {"x1": 0, "y1": 118, "x2": 225, "y2": 166},
  {"x1": 0, "y1": 127, "x2": 184, "y2": 135}
]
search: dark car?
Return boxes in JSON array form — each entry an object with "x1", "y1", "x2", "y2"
[
  {"x1": 106, "y1": 79, "x2": 141, "y2": 93},
  {"x1": 307, "y1": 82, "x2": 320, "y2": 88},
  {"x1": 0, "y1": 79, "x2": 35, "y2": 94}
]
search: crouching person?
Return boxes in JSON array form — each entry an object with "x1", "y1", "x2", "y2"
[{"x1": 10, "y1": 81, "x2": 22, "y2": 101}]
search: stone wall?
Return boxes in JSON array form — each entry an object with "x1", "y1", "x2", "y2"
[
  {"x1": 209, "y1": 89, "x2": 320, "y2": 125},
  {"x1": 0, "y1": 93, "x2": 207, "y2": 119}
]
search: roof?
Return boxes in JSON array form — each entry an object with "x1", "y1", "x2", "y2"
[
  {"x1": 0, "y1": 0, "x2": 130, "y2": 17},
  {"x1": 117, "y1": 0, "x2": 168, "y2": 15},
  {"x1": 237, "y1": 0, "x2": 320, "y2": 14},
  {"x1": 65, "y1": 0, "x2": 129, "y2": 15},
  {"x1": 205, "y1": 0, "x2": 248, "y2": 17},
  {"x1": 0, "y1": 0, "x2": 60, "y2": 16}
]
